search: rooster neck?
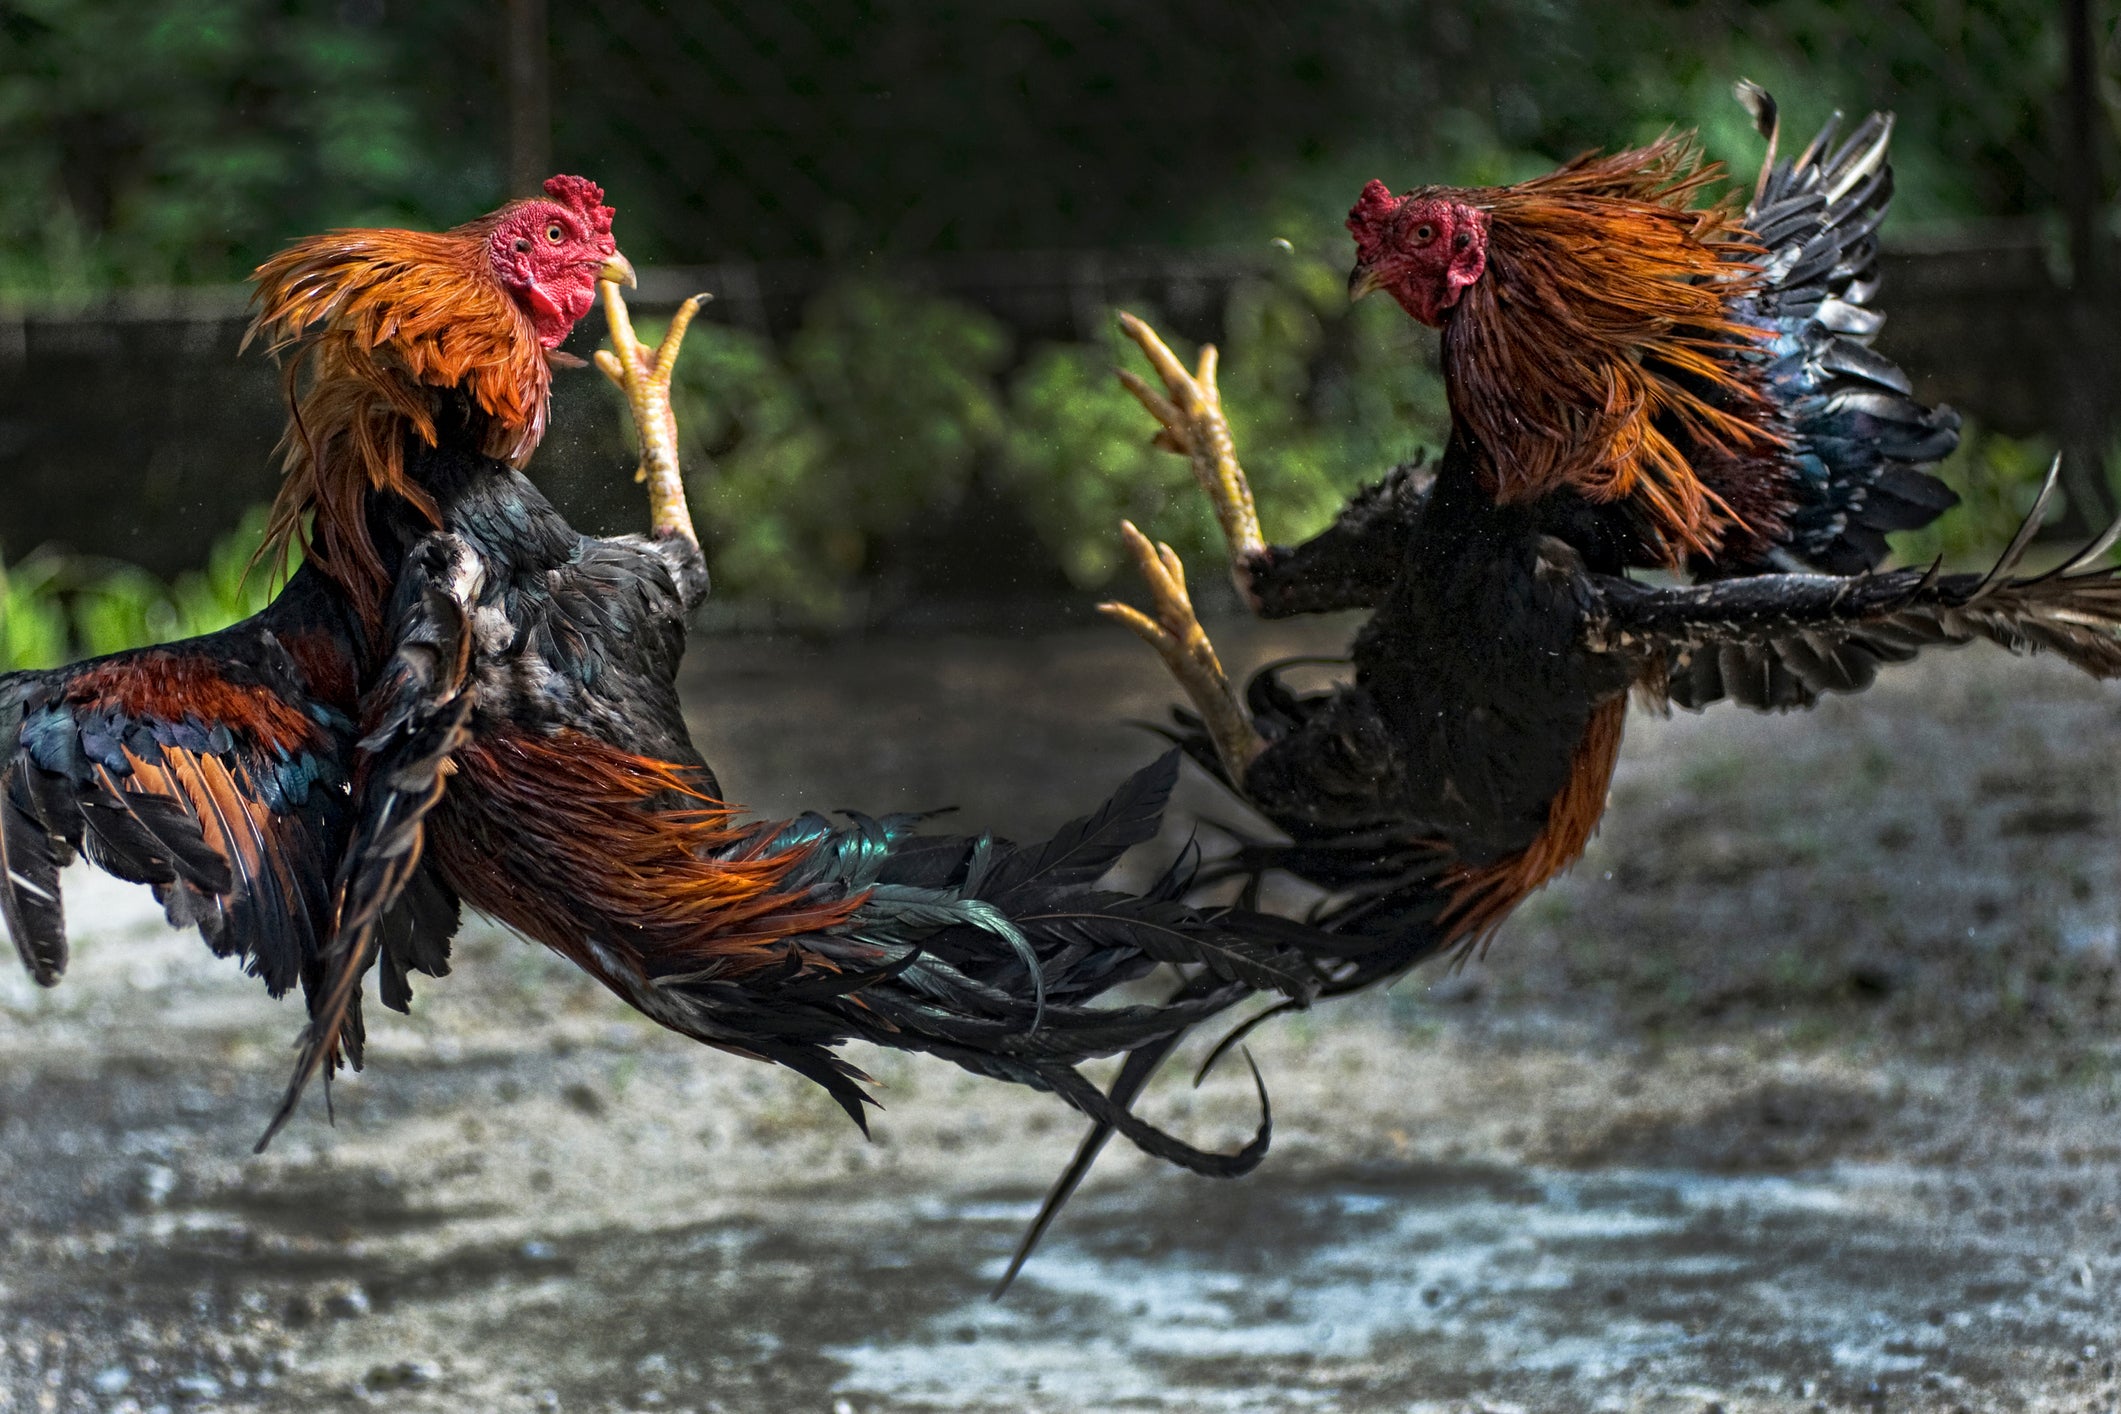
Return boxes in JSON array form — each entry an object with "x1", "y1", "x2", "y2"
[
  {"x1": 1436, "y1": 137, "x2": 1790, "y2": 569},
  {"x1": 247, "y1": 228, "x2": 555, "y2": 644}
]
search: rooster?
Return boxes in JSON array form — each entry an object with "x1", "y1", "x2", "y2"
[
  {"x1": 999, "y1": 90, "x2": 2121, "y2": 1285},
  {"x1": 3, "y1": 178, "x2": 1316, "y2": 1178},
  {"x1": 0, "y1": 175, "x2": 631, "y2": 1101},
  {"x1": 1102, "y1": 88, "x2": 2121, "y2": 986}
]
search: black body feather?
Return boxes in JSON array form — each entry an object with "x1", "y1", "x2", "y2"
[{"x1": 383, "y1": 425, "x2": 1322, "y2": 1180}]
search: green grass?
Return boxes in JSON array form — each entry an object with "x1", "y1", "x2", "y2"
[{"x1": 0, "y1": 505, "x2": 290, "y2": 672}]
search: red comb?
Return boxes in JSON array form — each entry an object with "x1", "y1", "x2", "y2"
[
  {"x1": 1346, "y1": 180, "x2": 1402, "y2": 242},
  {"x1": 543, "y1": 174, "x2": 614, "y2": 237}
]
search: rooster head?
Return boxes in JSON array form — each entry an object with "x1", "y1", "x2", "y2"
[
  {"x1": 1344, "y1": 180, "x2": 1488, "y2": 327},
  {"x1": 484, "y1": 174, "x2": 638, "y2": 348}
]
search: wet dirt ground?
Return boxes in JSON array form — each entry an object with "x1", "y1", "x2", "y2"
[{"x1": 2, "y1": 619, "x2": 2119, "y2": 1413}]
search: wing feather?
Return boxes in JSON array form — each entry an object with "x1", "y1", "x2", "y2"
[
  {"x1": 1593, "y1": 486, "x2": 2121, "y2": 709},
  {"x1": 258, "y1": 533, "x2": 479, "y2": 1150},
  {"x1": 0, "y1": 600, "x2": 357, "y2": 996}
]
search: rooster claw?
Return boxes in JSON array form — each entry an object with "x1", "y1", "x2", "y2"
[
  {"x1": 598, "y1": 282, "x2": 709, "y2": 544},
  {"x1": 1115, "y1": 312, "x2": 1266, "y2": 594},
  {"x1": 1098, "y1": 522, "x2": 1259, "y2": 777}
]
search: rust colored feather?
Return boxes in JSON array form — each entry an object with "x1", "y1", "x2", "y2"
[
  {"x1": 1437, "y1": 694, "x2": 1628, "y2": 958},
  {"x1": 68, "y1": 654, "x2": 323, "y2": 753},
  {"x1": 428, "y1": 729, "x2": 865, "y2": 987},
  {"x1": 1444, "y1": 134, "x2": 1787, "y2": 563},
  {"x1": 245, "y1": 218, "x2": 554, "y2": 637}
]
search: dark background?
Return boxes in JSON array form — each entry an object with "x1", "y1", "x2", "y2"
[{"x1": 0, "y1": 0, "x2": 2115, "y2": 621}]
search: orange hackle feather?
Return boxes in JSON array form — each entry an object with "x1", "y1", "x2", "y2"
[
  {"x1": 244, "y1": 219, "x2": 555, "y2": 637},
  {"x1": 429, "y1": 729, "x2": 866, "y2": 990},
  {"x1": 1444, "y1": 134, "x2": 1786, "y2": 563}
]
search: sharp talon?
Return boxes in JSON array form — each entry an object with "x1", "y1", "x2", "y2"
[
  {"x1": 1114, "y1": 312, "x2": 1267, "y2": 582},
  {"x1": 600, "y1": 281, "x2": 701, "y2": 547},
  {"x1": 1117, "y1": 310, "x2": 1193, "y2": 391},
  {"x1": 1101, "y1": 518, "x2": 1261, "y2": 776},
  {"x1": 1097, "y1": 600, "x2": 1168, "y2": 647}
]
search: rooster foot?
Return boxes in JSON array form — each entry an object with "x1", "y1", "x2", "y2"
[
  {"x1": 1098, "y1": 520, "x2": 1260, "y2": 778},
  {"x1": 595, "y1": 280, "x2": 710, "y2": 546},
  {"x1": 1115, "y1": 311, "x2": 1267, "y2": 604}
]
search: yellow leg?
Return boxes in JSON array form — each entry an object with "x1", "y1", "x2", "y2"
[
  {"x1": 1097, "y1": 521, "x2": 1261, "y2": 778},
  {"x1": 594, "y1": 280, "x2": 710, "y2": 547},
  {"x1": 1114, "y1": 311, "x2": 1267, "y2": 599}
]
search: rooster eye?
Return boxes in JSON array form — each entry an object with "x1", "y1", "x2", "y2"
[
  {"x1": 1413, "y1": 223, "x2": 1436, "y2": 244},
  {"x1": 545, "y1": 224, "x2": 565, "y2": 243}
]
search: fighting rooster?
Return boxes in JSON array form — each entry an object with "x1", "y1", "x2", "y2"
[
  {"x1": 998, "y1": 91, "x2": 2121, "y2": 1283},
  {"x1": 3, "y1": 178, "x2": 1314, "y2": 1178},
  {"x1": 0, "y1": 176, "x2": 628, "y2": 1094},
  {"x1": 1104, "y1": 90, "x2": 2121, "y2": 988}
]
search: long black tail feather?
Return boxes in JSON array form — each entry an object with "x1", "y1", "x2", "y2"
[{"x1": 629, "y1": 750, "x2": 1323, "y2": 1185}]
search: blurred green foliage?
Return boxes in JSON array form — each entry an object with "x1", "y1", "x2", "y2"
[
  {"x1": 653, "y1": 282, "x2": 1013, "y2": 617},
  {"x1": 0, "y1": 554, "x2": 69, "y2": 673},
  {"x1": 0, "y1": 507, "x2": 292, "y2": 671},
  {"x1": 654, "y1": 253, "x2": 1451, "y2": 617},
  {"x1": 0, "y1": 0, "x2": 476, "y2": 298}
]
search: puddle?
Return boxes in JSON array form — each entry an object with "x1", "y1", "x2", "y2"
[
  {"x1": 826, "y1": 1164, "x2": 2101, "y2": 1411},
  {"x1": 3, "y1": 642, "x2": 2120, "y2": 1411}
]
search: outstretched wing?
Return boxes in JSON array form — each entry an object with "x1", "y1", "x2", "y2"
[
  {"x1": 1590, "y1": 465, "x2": 2121, "y2": 710},
  {"x1": 1713, "y1": 93, "x2": 1961, "y2": 575},
  {"x1": 0, "y1": 596, "x2": 357, "y2": 999},
  {"x1": 258, "y1": 533, "x2": 480, "y2": 1150}
]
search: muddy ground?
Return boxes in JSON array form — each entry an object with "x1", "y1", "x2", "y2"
[{"x1": 1, "y1": 617, "x2": 2118, "y2": 1413}]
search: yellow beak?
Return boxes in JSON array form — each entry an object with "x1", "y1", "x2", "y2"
[
  {"x1": 1347, "y1": 262, "x2": 1383, "y2": 302},
  {"x1": 600, "y1": 250, "x2": 639, "y2": 289}
]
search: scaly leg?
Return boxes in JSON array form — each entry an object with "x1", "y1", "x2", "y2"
[
  {"x1": 1115, "y1": 311, "x2": 1268, "y2": 606},
  {"x1": 594, "y1": 279, "x2": 710, "y2": 547},
  {"x1": 1098, "y1": 521, "x2": 1261, "y2": 778}
]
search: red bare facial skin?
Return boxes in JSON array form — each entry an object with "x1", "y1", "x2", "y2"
[
  {"x1": 1345, "y1": 180, "x2": 1490, "y2": 327},
  {"x1": 487, "y1": 174, "x2": 623, "y2": 348}
]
